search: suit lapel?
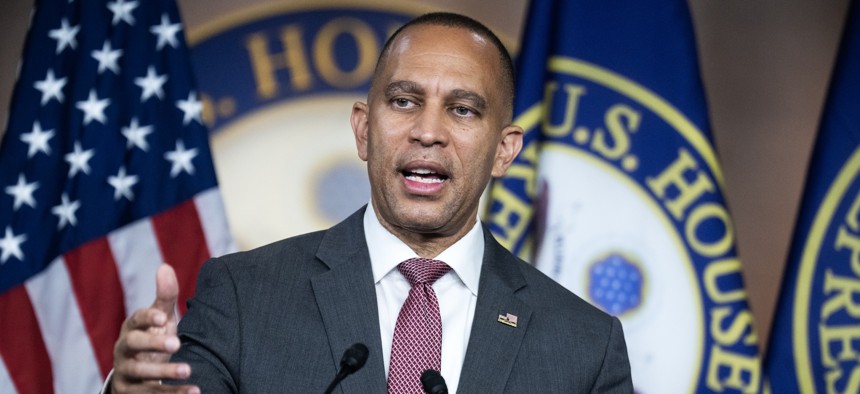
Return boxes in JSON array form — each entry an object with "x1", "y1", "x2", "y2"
[
  {"x1": 457, "y1": 228, "x2": 533, "y2": 393},
  {"x1": 310, "y1": 207, "x2": 387, "y2": 393}
]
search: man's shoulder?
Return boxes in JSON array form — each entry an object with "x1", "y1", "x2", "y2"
[
  {"x1": 217, "y1": 229, "x2": 327, "y2": 266},
  {"x1": 215, "y1": 206, "x2": 368, "y2": 268}
]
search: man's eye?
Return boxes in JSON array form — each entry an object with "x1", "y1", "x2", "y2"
[
  {"x1": 393, "y1": 98, "x2": 412, "y2": 108},
  {"x1": 453, "y1": 106, "x2": 474, "y2": 117}
]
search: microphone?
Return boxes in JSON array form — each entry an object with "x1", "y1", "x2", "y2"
[
  {"x1": 323, "y1": 343, "x2": 369, "y2": 394},
  {"x1": 421, "y1": 369, "x2": 448, "y2": 394}
]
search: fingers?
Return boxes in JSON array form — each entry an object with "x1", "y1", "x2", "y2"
[
  {"x1": 111, "y1": 359, "x2": 197, "y2": 393},
  {"x1": 114, "y1": 385, "x2": 199, "y2": 394},
  {"x1": 115, "y1": 360, "x2": 192, "y2": 382},
  {"x1": 153, "y1": 264, "x2": 179, "y2": 318},
  {"x1": 150, "y1": 385, "x2": 200, "y2": 394},
  {"x1": 111, "y1": 367, "x2": 200, "y2": 394},
  {"x1": 118, "y1": 329, "x2": 180, "y2": 356},
  {"x1": 125, "y1": 307, "x2": 169, "y2": 332},
  {"x1": 158, "y1": 385, "x2": 200, "y2": 394},
  {"x1": 111, "y1": 357, "x2": 197, "y2": 394},
  {"x1": 128, "y1": 384, "x2": 199, "y2": 394},
  {"x1": 112, "y1": 265, "x2": 190, "y2": 394},
  {"x1": 115, "y1": 308, "x2": 180, "y2": 373}
]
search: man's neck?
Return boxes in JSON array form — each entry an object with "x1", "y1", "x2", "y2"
[{"x1": 379, "y1": 219, "x2": 475, "y2": 259}]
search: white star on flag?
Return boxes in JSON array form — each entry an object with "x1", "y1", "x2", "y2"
[
  {"x1": 34, "y1": 69, "x2": 67, "y2": 105},
  {"x1": 76, "y1": 89, "x2": 111, "y2": 125},
  {"x1": 5, "y1": 174, "x2": 39, "y2": 211},
  {"x1": 150, "y1": 13, "x2": 182, "y2": 50},
  {"x1": 107, "y1": 0, "x2": 138, "y2": 26},
  {"x1": 20, "y1": 121, "x2": 55, "y2": 158},
  {"x1": 51, "y1": 194, "x2": 81, "y2": 229},
  {"x1": 164, "y1": 140, "x2": 199, "y2": 177},
  {"x1": 107, "y1": 166, "x2": 138, "y2": 201},
  {"x1": 91, "y1": 40, "x2": 123, "y2": 74},
  {"x1": 121, "y1": 118, "x2": 153, "y2": 151},
  {"x1": 64, "y1": 142, "x2": 95, "y2": 177},
  {"x1": 176, "y1": 91, "x2": 202, "y2": 125},
  {"x1": 134, "y1": 65, "x2": 168, "y2": 101},
  {"x1": 48, "y1": 18, "x2": 79, "y2": 53},
  {"x1": 0, "y1": 226, "x2": 27, "y2": 264}
]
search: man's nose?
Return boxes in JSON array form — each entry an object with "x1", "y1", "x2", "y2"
[{"x1": 410, "y1": 107, "x2": 450, "y2": 147}]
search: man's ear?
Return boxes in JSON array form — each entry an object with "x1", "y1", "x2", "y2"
[
  {"x1": 351, "y1": 102, "x2": 370, "y2": 161},
  {"x1": 491, "y1": 124, "x2": 524, "y2": 177}
]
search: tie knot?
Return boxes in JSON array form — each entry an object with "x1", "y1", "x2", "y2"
[{"x1": 398, "y1": 258, "x2": 451, "y2": 286}]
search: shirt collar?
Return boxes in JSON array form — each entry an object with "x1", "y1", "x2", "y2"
[{"x1": 363, "y1": 201, "x2": 484, "y2": 296}]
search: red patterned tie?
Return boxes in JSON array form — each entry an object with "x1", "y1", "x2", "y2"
[{"x1": 387, "y1": 258, "x2": 451, "y2": 393}]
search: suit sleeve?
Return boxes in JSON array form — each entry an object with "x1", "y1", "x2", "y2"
[
  {"x1": 591, "y1": 316, "x2": 634, "y2": 393},
  {"x1": 168, "y1": 257, "x2": 241, "y2": 392}
]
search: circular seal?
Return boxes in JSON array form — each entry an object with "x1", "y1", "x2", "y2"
[
  {"x1": 791, "y1": 147, "x2": 860, "y2": 393},
  {"x1": 503, "y1": 56, "x2": 760, "y2": 393}
]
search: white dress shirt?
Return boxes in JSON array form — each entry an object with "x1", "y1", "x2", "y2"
[{"x1": 364, "y1": 202, "x2": 483, "y2": 394}]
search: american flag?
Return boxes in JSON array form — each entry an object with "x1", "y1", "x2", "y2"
[{"x1": 0, "y1": 0, "x2": 234, "y2": 392}]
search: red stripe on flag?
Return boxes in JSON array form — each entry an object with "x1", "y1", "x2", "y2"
[
  {"x1": 151, "y1": 199, "x2": 210, "y2": 315},
  {"x1": 0, "y1": 286, "x2": 54, "y2": 394},
  {"x1": 64, "y1": 237, "x2": 125, "y2": 379}
]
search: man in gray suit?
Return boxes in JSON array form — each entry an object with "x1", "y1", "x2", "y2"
[{"x1": 110, "y1": 12, "x2": 632, "y2": 393}]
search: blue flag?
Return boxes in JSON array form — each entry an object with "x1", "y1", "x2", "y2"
[
  {"x1": 765, "y1": 3, "x2": 860, "y2": 393},
  {"x1": 488, "y1": 1, "x2": 762, "y2": 392},
  {"x1": 0, "y1": 0, "x2": 233, "y2": 392}
]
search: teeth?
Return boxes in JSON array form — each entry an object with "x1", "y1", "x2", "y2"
[
  {"x1": 405, "y1": 175, "x2": 445, "y2": 184},
  {"x1": 411, "y1": 169, "x2": 436, "y2": 174}
]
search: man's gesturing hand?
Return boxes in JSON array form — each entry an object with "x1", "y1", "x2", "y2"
[{"x1": 111, "y1": 264, "x2": 198, "y2": 393}]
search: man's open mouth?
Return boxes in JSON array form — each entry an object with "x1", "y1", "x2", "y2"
[{"x1": 402, "y1": 168, "x2": 449, "y2": 184}]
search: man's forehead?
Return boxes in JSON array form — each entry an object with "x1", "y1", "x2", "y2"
[
  {"x1": 379, "y1": 25, "x2": 498, "y2": 81},
  {"x1": 389, "y1": 24, "x2": 489, "y2": 55},
  {"x1": 369, "y1": 23, "x2": 504, "y2": 108}
]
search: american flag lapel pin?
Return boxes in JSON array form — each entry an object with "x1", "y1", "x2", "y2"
[{"x1": 497, "y1": 312, "x2": 518, "y2": 328}]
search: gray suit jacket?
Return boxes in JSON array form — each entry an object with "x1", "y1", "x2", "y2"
[{"x1": 173, "y1": 207, "x2": 632, "y2": 393}]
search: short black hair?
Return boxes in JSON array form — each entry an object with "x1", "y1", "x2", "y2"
[{"x1": 371, "y1": 12, "x2": 515, "y2": 118}]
